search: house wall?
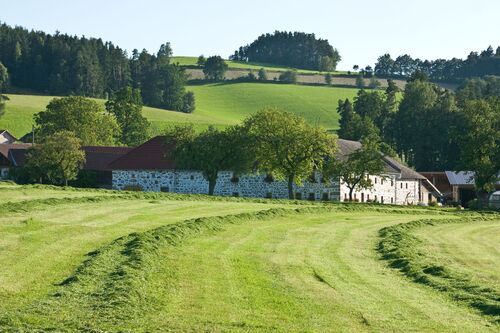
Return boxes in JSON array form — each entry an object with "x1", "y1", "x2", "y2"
[
  {"x1": 395, "y1": 179, "x2": 420, "y2": 205},
  {"x1": 339, "y1": 175, "x2": 397, "y2": 204},
  {"x1": 112, "y1": 170, "x2": 341, "y2": 201}
]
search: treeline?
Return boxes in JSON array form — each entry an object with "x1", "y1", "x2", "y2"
[
  {"x1": 374, "y1": 46, "x2": 500, "y2": 82},
  {"x1": 0, "y1": 22, "x2": 193, "y2": 112},
  {"x1": 337, "y1": 74, "x2": 500, "y2": 202},
  {"x1": 230, "y1": 31, "x2": 341, "y2": 72}
]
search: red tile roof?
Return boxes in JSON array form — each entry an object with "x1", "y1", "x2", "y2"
[
  {"x1": 82, "y1": 146, "x2": 133, "y2": 171},
  {"x1": 108, "y1": 137, "x2": 176, "y2": 170}
]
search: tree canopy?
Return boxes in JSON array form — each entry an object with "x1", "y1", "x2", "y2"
[
  {"x1": 25, "y1": 130, "x2": 86, "y2": 186},
  {"x1": 243, "y1": 107, "x2": 337, "y2": 199},
  {"x1": 230, "y1": 31, "x2": 341, "y2": 71},
  {"x1": 203, "y1": 56, "x2": 228, "y2": 81},
  {"x1": 35, "y1": 96, "x2": 120, "y2": 146},
  {"x1": 105, "y1": 87, "x2": 149, "y2": 146}
]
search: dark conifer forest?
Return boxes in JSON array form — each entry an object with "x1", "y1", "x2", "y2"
[{"x1": 0, "y1": 22, "x2": 191, "y2": 111}]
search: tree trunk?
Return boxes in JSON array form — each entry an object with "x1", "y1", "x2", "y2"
[
  {"x1": 208, "y1": 179, "x2": 216, "y2": 195},
  {"x1": 349, "y1": 187, "x2": 354, "y2": 202},
  {"x1": 65, "y1": 179, "x2": 68, "y2": 187},
  {"x1": 287, "y1": 174, "x2": 295, "y2": 200},
  {"x1": 476, "y1": 190, "x2": 489, "y2": 209}
]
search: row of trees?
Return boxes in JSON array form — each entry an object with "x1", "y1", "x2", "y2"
[
  {"x1": 0, "y1": 23, "x2": 194, "y2": 112},
  {"x1": 230, "y1": 31, "x2": 341, "y2": 72},
  {"x1": 0, "y1": 61, "x2": 8, "y2": 118},
  {"x1": 337, "y1": 75, "x2": 500, "y2": 205},
  {"x1": 374, "y1": 46, "x2": 500, "y2": 82},
  {"x1": 166, "y1": 108, "x2": 385, "y2": 200}
]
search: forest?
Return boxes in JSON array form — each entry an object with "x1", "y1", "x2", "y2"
[
  {"x1": 374, "y1": 46, "x2": 500, "y2": 82},
  {"x1": 230, "y1": 31, "x2": 341, "y2": 71},
  {"x1": 0, "y1": 22, "x2": 193, "y2": 112}
]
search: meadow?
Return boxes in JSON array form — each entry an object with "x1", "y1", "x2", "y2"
[
  {"x1": 171, "y1": 56, "x2": 350, "y2": 75},
  {"x1": 0, "y1": 182, "x2": 498, "y2": 332},
  {"x1": 0, "y1": 84, "x2": 358, "y2": 137}
]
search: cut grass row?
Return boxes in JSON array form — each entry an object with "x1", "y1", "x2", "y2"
[
  {"x1": 0, "y1": 182, "x2": 496, "y2": 332},
  {"x1": 378, "y1": 217, "x2": 500, "y2": 320},
  {"x1": 0, "y1": 83, "x2": 358, "y2": 137}
]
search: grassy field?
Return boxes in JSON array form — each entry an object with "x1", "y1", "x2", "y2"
[
  {"x1": 171, "y1": 56, "x2": 350, "y2": 75},
  {"x1": 0, "y1": 84, "x2": 357, "y2": 137},
  {"x1": 0, "y1": 182, "x2": 498, "y2": 332}
]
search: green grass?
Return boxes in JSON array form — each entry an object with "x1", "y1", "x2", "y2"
[
  {"x1": 171, "y1": 56, "x2": 350, "y2": 74},
  {"x1": 0, "y1": 84, "x2": 358, "y2": 137},
  {"x1": 0, "y1": 183, "x2": 498, "y2": 332}
]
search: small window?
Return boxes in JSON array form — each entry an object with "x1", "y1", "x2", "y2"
[
  {"x1": 381, "y1": 179, "x2": 384, "y2": 185},
  {"x1": 361, "y1": 193, "x2": 365, "y2": 202},
  {"x1": 367, "y1": 194, "x2": 370, "y2": 201},
  {"x1": 265, "y1": 192, "x2": 273, "y2": 199},
  {"x1": 308, "y1": 193, "x2": 315, "y2": 201},
  {"x1": 391, "y1": 197, "x2": 394, "y2": 204},
  {"x1": 160, "y1": 186, "x2": 169, "y2": 192},
  {"x1": 374, "y1": 195, "x2": 377, "y2": 202},
  {"x1": 232, "y1": 192, "x2": 240, "y2": 197},
  {"x1": 264, "y1": 174, "x2": 274, "y2": 183},
  {"x1": 381, "y1": 196, "x2": 384, "y2": 204},
  {"x1": 406, "y1": 183, "x2": 408, "y2": 189},
  {"x1": 400, "y1": 183, "x2": 403, "y2": 189},
  {"x1": 375, "y1": 177, "x2": 377, "y2": 184},
  {"x1": 190, "y1": 175, "x2": 194, "y2": 180},
  {"x1": 391, "y1": 180, "x2": 394, "y2": 186},
  {"x1": 295, "y1": 192, "x2": 302, "y2": 200},
  {"x1": 322, "y1": 192, "x2": 329, "y2": 201},
  {"x1": 344, "y1": 193, "x2": 347, "y2": 200}
]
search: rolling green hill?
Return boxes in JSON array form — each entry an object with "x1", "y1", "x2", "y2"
[
  {"x1": 0, "y1": 183, "x2": 498, "y2": 332},
  {"x1": 171, "y1": 56, "x2": 350, "y2": 74},
  {"x1": 0, "y1": 83, "x2": 359, "y2": 138}
]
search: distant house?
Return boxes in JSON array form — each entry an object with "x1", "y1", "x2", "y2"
[
  {"x1": 0, "y1": 130, "x2": 17, "y2": 144},
  {"x1": 421, "y1": 171, "x2": 500, "y2": 206},
  {"x1": 0, "y1": 143, "x2": 132, "y2": 187},
  {"x1": 109, "y1": 137, "x2": 441, "y2": 205}
]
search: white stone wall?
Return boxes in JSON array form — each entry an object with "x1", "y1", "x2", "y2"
[
  {"x1": 339, "y1": 174, "x2": 397, "y2": 204},
  {"x1": 395, "y1": 179, "x2": 420, "y2": 205},
  {"x1": 112, "y1": 170, "x2": 340, "y2": 201}
]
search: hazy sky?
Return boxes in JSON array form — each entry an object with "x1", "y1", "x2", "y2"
[{"x1": 2, "y1": 0, "x2": 499, "y2": 70}]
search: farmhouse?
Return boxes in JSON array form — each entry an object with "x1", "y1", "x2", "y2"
[
  {"x1": 109, "y1": 137, "x2": 440, "y2": 205},
  {"x1": 0, "y1": 143, "x2": 132, "y2": 186}
]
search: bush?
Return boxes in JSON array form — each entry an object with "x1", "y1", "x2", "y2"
[
  {"x1": 466, "y1": 198, "x2": 479, "y2": 210},
  {"x1": 182, "y1": 91, "x2": 195, "y2": 113},
  {"x1": 428, "y1": 201, "x2": 438, "y2": 207},
  {"x1": 325, "y1": 73, "x2": 333, "y2": 85},
  {"x1": 279, "y1": 70, "x2": 297, "y2": 84},
  {"x1": 258, "y1": 68, "x2": 268, "y2": 81},
  {"x1": 356, "y1": 74, "x2": 365, "y2": 88},
  {"x1": 247, "y1": 71, "x2": 257, "y2": 81}
]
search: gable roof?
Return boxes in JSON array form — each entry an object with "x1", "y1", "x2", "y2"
[
  {"x1": 0, "y1": 130, "x2": 18, "y2": 142},
  {"x1": 108, "y1": 136, "x2": 176, "y2": 170},
  {"x1": 0, "y1": 143, "x2": 32, "y2": 162}
]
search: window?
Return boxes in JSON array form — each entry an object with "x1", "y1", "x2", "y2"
[
  {"x1": 381, "y1": 179, "x2": 384, "y2": 185},
  {"x1": 361, "y1": 193, "x2": 365, "y2": 202},
  {"x1": 406, "y1": 183, "x2": 408, "y2": 189},
  {"x1": 400, "y1": 183, "x2": 403, "y2": 189},
  {"x1": 344, "y1": 193, "x2": 347, "y2": 201},
  {"x1": 190, "y1": 175, "x2": 194, "y2": 180},
  {"x1": 367, "y1": 194, "x2": 370, "y2": 201},
  {"x1": 322, "y1": 192, "x2": 329, "y2": 201},
  {"x1": 391, "y1": 179, "x2": 394, "y2": 186},
  {"x1": 160, "y1": 186, "x2": 169, "y2": 192},
  {"x1": 308, "y1": 193, "x2": 316, "y2": 201},
  {"x1": 391, "y1": 197, "x2": 394, "y2": 204},
  {"x1": 375, "y1": 177, "x2": 377, "y2": 184},
  {"x1": 232, "y1": 192, "x2": 240, "y2": 197},
  {"x1": 296, "y1": 192, "x2": 302, "y2": 200},
  {"x1": 374, "y1": 195, "x2": 378, "y2": 202},
  {"x1": 265, "y1": 192, "x2": 273, "y2": 199},
  {"x1": 381, "y1": 196, "x2": 384, "y2": 204}
]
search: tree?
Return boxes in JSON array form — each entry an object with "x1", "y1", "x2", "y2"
[
  {"x1": 25, "y1": 131, "x2": 86, "y2": 186},
  {"x1": 167, "y1": 125, "x2": 254, "y2": 195},
  {"x1": 355, "y1": 74, "x2": 365, "y2": 88},
  {"x1": 243, "y1": 107, "x2": 337, "y2": 199},
  {"x1": 375, "y1": 54, "x2": 395, "y2": 76},
  {"x1": 456, "y1": 98, "x2": 500, "y2": 207},
  {"x1": 325, "y1": 73, "x2": 333, "y2": 85},
  {"x1": 368, "y1": 76, "x2": 381, "y2": 89},
  {"x1": 279, "y1": 70, "x2": 297, "y2": 84},
  {"x1": 258, "y1": 68, "x2": 268, "y2": 81},
  {"x1": 35, "y1": 96, "x2": 120, "y2": 146},
  {"x1": 105, "y1": 87, "x2": 149, "y2": 146},
  {"x1": 0, "y1": 62, "x2": 8, "y2": 92},
  {"x1": 325, "y1": 135, "x2": 386, "y2": 201},
  {"x1": 182, "y1": 91, "x2": 196, "y2": 113},
  {"x1": 353, "y1": 65, "x2": 359, "y2": 71},
  {"x1": 197, "y1": 55, "x2": 206, "y2": 67},
  {"x1": 203, "y1": 56, "x2": 228, "y2": 81}
]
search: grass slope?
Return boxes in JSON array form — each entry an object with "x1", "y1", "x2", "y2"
[
  {"x1": 0, "y1": 84, "x2": 357, "y2": 137},
  {"x1": 0, "y1": 183, "x2": 498, "y2": 332},
  {"x1": 172, "y1": 56, "x2": 350, "y2": 74}
]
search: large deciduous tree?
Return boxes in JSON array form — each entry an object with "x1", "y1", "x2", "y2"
[
  {"x1": 456, "y1": 98, "x2": 500, "y2": 207},
  {"x1": 105, "y1": 87, "x2": 149, "y2": 146},
  {"x1": 35, "y1": 96, "x2": 120, "y2": 146},
  {"x1": 25, "y1": 131, "x2": 86, "y2": 186},
  {"x1": 243, "y1": 107, "x2": 337, "y2": 199},
  {"x1": 203, "y1": 56, "x2": 228, "y2": 81}
]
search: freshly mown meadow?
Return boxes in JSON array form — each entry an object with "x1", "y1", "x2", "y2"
[{"x1": 0, "y1": 182, "x2": 498, "y2": 332}]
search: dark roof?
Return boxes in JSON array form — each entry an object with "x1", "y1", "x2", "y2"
[
  {"x1": 0, "y1": 130, "x2": 18, "y2": 141},
  {"x1": 108, "y1": 137, "x2": 176, "y2": 170},
  {"x1": 383, "y1": 156, "x2": 426, "y2": 180},
  {"x1": 0, "y1": 143, "x2": 131, "y2": 171},
  {"x1": 82, "y1": 146, "x2": 133, "y2": 171}
]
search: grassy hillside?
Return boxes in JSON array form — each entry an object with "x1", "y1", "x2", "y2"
[
  {"x1": 172, "y1": 56, "x2": 350, "y2": 74},
  {"x1": 0, "y1": 182, "x2": 498, "y2": 332},
  {"x1": 0, "y1": 83, "x2": 358, "y2": 137}
]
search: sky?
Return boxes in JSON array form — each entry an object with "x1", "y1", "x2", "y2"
[{"x1": 1, "y1": 0, "x2": 499, "y2": 70}]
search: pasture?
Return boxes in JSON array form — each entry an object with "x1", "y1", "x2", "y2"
[
  {"x1": 0, "y1": 182, "x2": 498, "y2": 332},
  {"x1": 0, "y1": 84, "x2": 358, "y2": 137}
]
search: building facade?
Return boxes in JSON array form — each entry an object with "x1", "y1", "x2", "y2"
[{"x1": 109, "y1": 137, "x2": 439, "y2": 205}]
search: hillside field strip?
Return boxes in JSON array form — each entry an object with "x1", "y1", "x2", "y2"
[
  {"x1": 0, "y1": 84, "x2": 358, "y2": 138},
  {"x1": 0, "y1": 182, "x2": 498, "y2": 332}
]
